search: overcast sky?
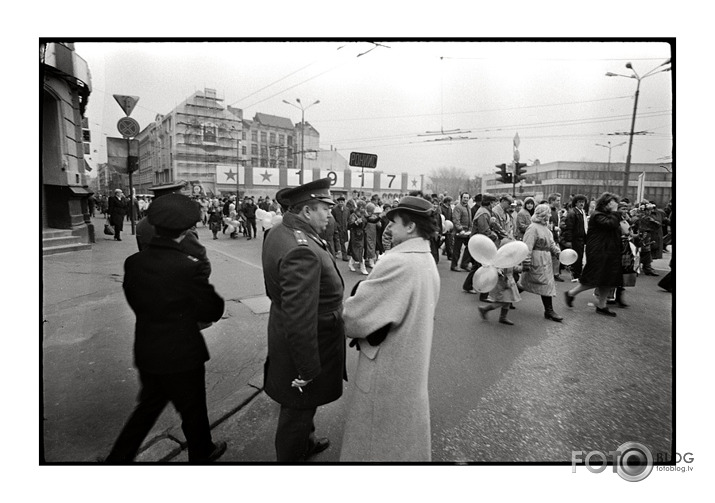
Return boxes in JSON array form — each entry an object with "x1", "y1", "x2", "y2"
[{"x1": 77, "y1": 40, "x2": 672, "y2": 179}]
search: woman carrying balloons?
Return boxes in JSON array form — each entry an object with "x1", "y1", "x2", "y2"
[
  {"x1": 468, "y1": 235, "x2": 530, "y2": 325},
  {"x1": 518, "y1": 203, "x2": 564, "y2": 322}
]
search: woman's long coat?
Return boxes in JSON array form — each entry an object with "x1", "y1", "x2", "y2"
[
  {"x1": 518, "y1": 222, "x2": 560, "y2": 297},
  {"x1": 108, "y1": 195, "x2": 127, "y2": 229},
  {"x1": 579, "y1": 210, "x2": 623, "y2": 287},
  {"x1": 340, "y1": 237, "x2": 440, "y2": 461},
  {"x1": 348, "y1": 211, "x2": 367, "y2": 261}
]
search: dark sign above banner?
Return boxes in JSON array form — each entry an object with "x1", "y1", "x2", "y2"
[{"x1": 349, "y1": 152, "x2": 378, "y2": 168}]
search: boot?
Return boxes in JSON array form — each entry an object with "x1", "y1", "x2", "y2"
[
  {"x1": 348, "y1": 257, "x2": 356, "y2": 272},
  {"x1": 615, "y1": 287, "x2": 629, "y2": 308},
  {"x1": 544, "y1": 309, "x2": 563, "y2": 322},
  {"x1": 498, "y1": 307, "x2": 514, "y2": 325},
  {"x1": 360, "y1": 261, "x2": 369, "y2": 275}
]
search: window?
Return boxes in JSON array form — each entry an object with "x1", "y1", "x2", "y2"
[
  {"x1": 279, "y1": 134, "x2": 285, "y2": 145},
  {"x1": 251, "y1": 157, "x2": 258, "y2": 167},
  {"x1": 287, "y1": 135, "x2": 293, "y2": 146},
  {"x1": 242, "y1": 146, "x2": 247, "y2": 155},
  {"x1": 260, "y1": 132, "x2": 267, "y2": 143},
  {"x1": 242, "y1": 131, "x2": 246, "y2": 141},
  {"x1": 203, "y1": 124, "x2": 217, "y2": 143},
  {"x1": 261, "y1": 146, "x2": 268, "y2": 157},
  {"x1": 260, "y1": 157, "x2": 267, "y2": 167},
  {"x1": 252, "y1": 131, "x2": 258, "y2": 142},
  {"x1": 251, "y1": 144, "x2": 258, "y2": 155},
  {"x1": 270, "y1": 132, "x2": 276, "y2": 144}
]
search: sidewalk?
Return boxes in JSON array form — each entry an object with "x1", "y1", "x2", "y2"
[{"x1": 42, "y1": 217, "x2": 270, "y2": 462}]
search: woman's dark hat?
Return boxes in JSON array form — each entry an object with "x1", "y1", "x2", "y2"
[
  {"x1": 281, "y1": 178, "x2": 335, "y2": 207},
  {"x1": 385, "y1": 196, "x2": 434, "y2": 221}
]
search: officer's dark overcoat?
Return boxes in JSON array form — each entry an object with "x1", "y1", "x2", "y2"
[
  {"x1": 262, "y1": 212, "x2": 346, "y2": 409},
  {"x1": 123, "y1": 237, "x2": 225, "y2": 374}
]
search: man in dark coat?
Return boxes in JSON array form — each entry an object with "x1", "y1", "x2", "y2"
[
  {"x1": 331, "y1": 195, "x2": 350, "y2": 261},
  {"x1": 560, "y1": 194, "x2": 588, "y2": 281},
  {"x1": 440, "y1": 196, "x2": 454, "y2": 260},
  {"x1": 262, "y1": 178, "x2": 346, "y2": 462},
  {"x1": 105, "y1": 194, "x2": 226, "y2": 463},
  {"x1": 108, "y1": 188, "x2": 128, "y2": 241},
  {"x1": 136, "y1": 181, "x2": 210, "y2": 279}
]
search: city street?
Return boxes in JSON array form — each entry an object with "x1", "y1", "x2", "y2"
[{"x1": 42, "y1": 216, "x2": 673, "y2": 463}]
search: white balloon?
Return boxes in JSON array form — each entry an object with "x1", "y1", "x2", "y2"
[
  {"x1": 443, "y1": 220, "x2": 454, "y2": 232},
  {"x1": 255, "y1": 208, "x2": 267, "y2": 219},
  {"x1": 559, "y1": 248, "x2": 578, "y2": 266},
  {"x1": 493, "y1": 241, "x2": 530, "y2": 268},
  {"x1": 226, "y1": 225, "x2": 235, "y2": 234},
  {"x1": 468, "y1": 234, "x2": 498, "y2": 266},
  {"x1": 472, "y1": 265, "x2": 499, "y2": 292},
  {"x1": 271, "y1": 215, "x2": 283, "y2": 226}
]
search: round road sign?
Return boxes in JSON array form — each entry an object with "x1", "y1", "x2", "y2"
[{"x1": 117, "y1": 117, "x2": 140, "y2": 138}]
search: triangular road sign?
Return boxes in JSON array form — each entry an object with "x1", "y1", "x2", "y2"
[{"x1": 113, "y1": 94, "x2": 140, "y2": 116}]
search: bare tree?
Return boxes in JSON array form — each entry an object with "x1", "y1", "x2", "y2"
[{"x1": 426, "y1": 167, "x2": 473, "y2": 198}]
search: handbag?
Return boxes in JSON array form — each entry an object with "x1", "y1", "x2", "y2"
[
  {"x1": 622, "y1": 272, "x2": 637, "y2": 287},
  {"x1": 104, "y1": 218, "x2": 114, "y2": 236}
]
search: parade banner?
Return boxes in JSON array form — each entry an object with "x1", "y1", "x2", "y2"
[
  {"x1": 321, "y1": 169, "x2": 344, "y2": 188},
  {"x1": 350, "y1": 170, "x2": 374, "y2": 191},
  {"x1": 252, "y1": 168, "x2": 280, "y2": 186},
  {"x1": 216, "y1": 164, "x2": 239, "y2": 185},
  {"x1": 379, "y1": 172, "x2": 401, "y2": 191},
  {"x1": 286, "y1": 168, "x2": 313, "y2": 187}
]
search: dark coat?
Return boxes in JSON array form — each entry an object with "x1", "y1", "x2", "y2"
[
  {"x1": 560, "y1": 208, "x2": 586, "y2": 248},
  {"x1": 262, "y1": 212, "x2": 346, "y2": 409},
  {"x1": 123, "y1": 237, "x2": 225, "y2": 375},
  {"x1": 108, "y1": 195, "x2": 127, "y2": 228},
  {"x1": 580, "y1": 210, "x2": 623, "y2": 287},
  {"x1": 136, "y1": 218, "x2": 211, "y2": 279},
  {"x1": 332, "y1": 204, "x2": 350, "y2": 234}
]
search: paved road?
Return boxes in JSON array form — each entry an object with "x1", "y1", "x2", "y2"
[{"x1": 42, "y1": 217, "x2": 672, "y2": 463}]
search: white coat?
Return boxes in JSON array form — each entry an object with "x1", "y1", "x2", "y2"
[{"x1": 340, "y1": 237, "x2": 440, "y2": 461}]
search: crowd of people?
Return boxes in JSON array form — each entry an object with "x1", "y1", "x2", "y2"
[{"x1": 101, "y1": 178, "x2": 672, "y2": 463}]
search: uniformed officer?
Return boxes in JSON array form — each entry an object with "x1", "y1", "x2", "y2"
[
  {"x1": 136, "y1": 181, "x2": 210, "y2": 279},
  {"x1": 105, "y1": 193, "x2": 227, "y2": 463},
  {"x1": 262, "y1": 178, "x2": 346, "y2": 462}
]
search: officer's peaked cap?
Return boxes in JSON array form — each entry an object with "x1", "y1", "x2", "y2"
[
  {"x1": 282, "y1": 178, "x2": 335, "y2": 207},
  {"x1": 147, "y1": 193, "x2": 201, "y2": 230}
]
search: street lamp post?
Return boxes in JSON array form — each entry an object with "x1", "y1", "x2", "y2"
[
  {"x1": 606, "y1": 58, "x2": 671, "y2": 197},
  {"x1": 283, "y1": 98, "x2": 320, "y2": 185},
  {"x1": 230, "y1": 126, "x2": 241, "y2": 198},
  {"x1": 595, "y1": 141, "x2": 627, "y2": 193}
]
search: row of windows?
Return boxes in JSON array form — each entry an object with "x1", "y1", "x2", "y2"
[{"x1": 250, "y1": 130, "x2": 293, "y2": 145}]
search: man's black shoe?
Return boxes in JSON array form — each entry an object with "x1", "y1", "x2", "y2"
[
  {"x1": 304, "y1": 438, "x2": 330, "y2": 460},
  {"x1": 208, "y1": 441, "x2": 228, "y2": 462}
]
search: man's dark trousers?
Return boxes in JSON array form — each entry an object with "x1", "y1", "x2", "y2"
[
  {"x1": 451, "y1": 234, "x2": 472, "y2": 270},
  {"x1": 106, "y1": 366, "x2": 214, "y2": 462},
  {"x1": 275, "y1": 405, "x2": 319, "y2": 462}
]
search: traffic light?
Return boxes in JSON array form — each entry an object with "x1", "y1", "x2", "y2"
[
  {"x1": 514, "y1": 162, "x2": 527, "y2": 183},
  {"x1": 495, "y1": 163, "x2": 511, "y2": 184}
]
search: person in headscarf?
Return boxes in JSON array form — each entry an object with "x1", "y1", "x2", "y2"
[{"x1": 518, "y1": 203, "x2": 564, "y2": 322}]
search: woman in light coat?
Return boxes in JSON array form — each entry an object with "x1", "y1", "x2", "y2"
[
  {"x1": 518, "y1": 203, "x2": 563, "y2": 322},
  {"x1": 341, "y1": 196, "x2": 440, "y2": 462}
]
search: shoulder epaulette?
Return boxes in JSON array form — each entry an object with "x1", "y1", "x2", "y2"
[
  {"x1": 293, "y1": 230, "x2": 309, "y2": 246},
  {"x1": 186, "y1": 255, "x2": 200, "y2": 262}
]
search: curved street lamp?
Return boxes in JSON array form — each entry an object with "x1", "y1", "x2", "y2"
[
  {"x1": 595, "y1": 141, "x2": 627, "y2": 192},
  {"x1": 606, "y1": 58, "x2": 671, "y2": 195},
  {"x1": 283, "y1": 98, "x2": 320, "y2": 185}
]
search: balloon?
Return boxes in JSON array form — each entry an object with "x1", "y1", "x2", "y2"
[
  {"x1": 559, "y1": 248, "x2": 578, "y2": 266},
  {"x1": 226, "y1": 225, "x2": 235, "y2": 234},
  {"x1": 231, "y1": 220, "x2": 240, "y2": 228},
  {"x1": 493, "y1": 240, "x2": 530, "y2": 268},
  {"x1": 255, "y1": 208, "x2": 267, "y2": 219},
  {"x1": 262, "y1": 216, "x2": 273, "y2": 228},
  {"x1": 468, "y1": 234, "x2": 498, "y2": 266},
  {"x1": 271, "y1": 215, "x2": 283, "y2": 226},
  {"x1": 443, "y1": 220, "x2": 454, "y2": 233},
  {"x1": 472, "y1": 265, "x2": 499, "y2": 293},
  {"x1": 269, "y1": 211, "x2": 276, "y2": 217}
]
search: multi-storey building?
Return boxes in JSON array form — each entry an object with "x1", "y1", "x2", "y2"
[
  {"x1": 41, "y1": 42, "x2": 93, "y2": 240},
  {"x1": 484, "y1": 160, "x2": 673, "y2": 207}
]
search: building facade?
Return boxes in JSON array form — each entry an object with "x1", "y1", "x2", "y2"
[
  {"x1": 483, "y1": 160, "x2": 673, "y2": 207},
  {"x1": 41, "y1": 42, "x2": 93, "y2": 238}
]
